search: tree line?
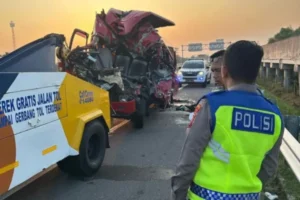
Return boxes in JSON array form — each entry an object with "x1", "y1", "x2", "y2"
[{"x1": 268, "y1": 26, "x2": 300, "y2": 44}]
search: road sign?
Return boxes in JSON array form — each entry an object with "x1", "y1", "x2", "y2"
[
  {"x1": 209, "y1": 42, "x2": 224, "y2": 51},
  {"x1": 188, "y1": 43, "x2": 203, "y2": 52}
]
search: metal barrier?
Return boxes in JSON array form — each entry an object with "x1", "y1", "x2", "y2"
[
  {"x1": 257, "y1": 86, "x2": 300, "y2": 182},
  {"x1": 280, "y1": 128, "x2": 300, "y2": 182}
]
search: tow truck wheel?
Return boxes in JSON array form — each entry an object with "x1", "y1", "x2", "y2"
[{"x1": 57, "y1": 121, "x2": 106, "y2": 177}]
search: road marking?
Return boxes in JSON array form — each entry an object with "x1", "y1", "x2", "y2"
[
  {"x1": 109, "y1": 120, "x2": 130, "y2": 134},
  {"x1": 42, "y1": 145, "x2": 57, "y2": 156},
  {"x1": 178, "y1": 84, "x2": 187, "y2": 91}
]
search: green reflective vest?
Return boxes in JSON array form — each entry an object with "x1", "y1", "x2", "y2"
[{"x1": 187, "y1": 90, "x2": 282, "y2": 200}]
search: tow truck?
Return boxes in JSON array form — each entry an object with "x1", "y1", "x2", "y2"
[{"x1": 0, "y1": 34, "x2": 112, "y2": 197}]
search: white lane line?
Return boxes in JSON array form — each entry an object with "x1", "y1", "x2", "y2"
[{"x1": 178, "y1": 84, "x2": 187, "y2": 91}]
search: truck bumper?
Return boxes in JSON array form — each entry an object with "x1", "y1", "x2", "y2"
[{"x1": 177, "y1": 75, "x2": 206, "y2": 84}]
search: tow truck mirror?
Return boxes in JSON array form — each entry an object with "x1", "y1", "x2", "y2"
[{"x1": 69, "y1": 28, "x2": 89, "y2": 50}]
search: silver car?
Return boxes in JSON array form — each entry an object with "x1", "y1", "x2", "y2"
[{"x1": 176, "y1": 59, "x2": 211, "y2": 87}]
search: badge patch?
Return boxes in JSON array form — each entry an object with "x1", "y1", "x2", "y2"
[{"x1": 187, "y1": 104, "x2": 202, "y2": 128}]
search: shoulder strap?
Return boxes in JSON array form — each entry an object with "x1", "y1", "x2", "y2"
[{"x1": 195, "y1": 90, "x2": 226, "y2": 105}]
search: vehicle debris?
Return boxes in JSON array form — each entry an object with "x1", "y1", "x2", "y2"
[{"x1": 55, "y1": 8, "x2": 180, "y2": 127}]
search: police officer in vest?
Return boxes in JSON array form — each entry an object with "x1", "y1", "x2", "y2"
[
  {"x1": 171, "y1": 40, "x2": 284, "y2": 200},
  {"x1": 209, "y1": 49, "x2": 263, "y2": 94},
  {"x1": 210, "y1": 50, "x2": 225, "y2": 92},
  {"x1": 188, "y1": 50, "x2": 226, "y2": 112}
]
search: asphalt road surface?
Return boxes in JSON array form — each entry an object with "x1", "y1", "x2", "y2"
[{"x1": 6, "y1": 84, "x2": 213, "y2": 200}]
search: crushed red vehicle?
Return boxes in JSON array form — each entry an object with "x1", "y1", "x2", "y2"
[
  {"x1": 92, "y1": 8, "x2": 179, "y2": 110},
  {"x1": 56, "y1": 8, "x2": 179, "y2": 128}
]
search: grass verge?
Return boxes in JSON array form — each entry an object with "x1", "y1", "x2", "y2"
[
  {"x1": 257, "y1": 78, "x2": 300, "y2": 200},
  {"x1": 257, "y1": 78, "x2": 300, "y2": 115}
]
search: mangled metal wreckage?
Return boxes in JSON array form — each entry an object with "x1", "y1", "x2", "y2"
[
  {"x1": 89, "y1": 8, "x2": 179, "y2": 107},
  {"x1": 0, "y1": 8, "x2": 179, "y2": 129},
  {"x1": 59, "y1": 8, "x2": 179, "y2": 125}
]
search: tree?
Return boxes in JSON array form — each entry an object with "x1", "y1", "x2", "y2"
[
  {"x1": 274, "y1": 27, "x2": 294, "y2": 40},
  {"x1": 268, "y1": 37, "x2": 277, "y2": 44},
  {"x1": 268, "y1": 26, "x2": 300, "y2": 44},
  {"x1": 294, "y1": 27, "x2": 300, "y2": 36}
]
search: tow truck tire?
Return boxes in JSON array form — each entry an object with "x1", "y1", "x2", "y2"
[{"x1": 57, "y1": 121, "x2": 106, "y2": 177}]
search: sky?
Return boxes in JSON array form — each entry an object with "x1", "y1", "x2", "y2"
[{"x1": 0, "y1": 0, "x2": 300, "y2": 56}]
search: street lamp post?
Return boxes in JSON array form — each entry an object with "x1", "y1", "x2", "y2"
[{"x1": 10, "y1": 21, "x2": 16, "y2": 50}]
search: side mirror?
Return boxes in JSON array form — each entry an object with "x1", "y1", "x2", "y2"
[{"x1": 206, "y1": 66, "x2": 209, "y2": 69}]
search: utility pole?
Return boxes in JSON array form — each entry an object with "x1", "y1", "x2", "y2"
[
  {"x1": 10, "y1": 21, "x2": 16, "y2": 50},
  {"x1": 181, "y1": 45, "x2": 184, "y2": 64}
]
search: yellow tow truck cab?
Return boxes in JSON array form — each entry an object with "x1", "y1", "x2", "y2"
[{"x1": 0, "y1": 72, "x2": 111, "y2": 196}]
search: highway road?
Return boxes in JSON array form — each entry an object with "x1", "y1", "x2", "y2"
[{"x1": 5, "y1": 84, "x2": 212, "y2": 200}]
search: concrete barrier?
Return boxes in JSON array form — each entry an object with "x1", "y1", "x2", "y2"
[{"x1": 261, "y1": 36, "x2": 300, "y2": 93}]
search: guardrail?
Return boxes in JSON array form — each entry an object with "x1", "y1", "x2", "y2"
[
  {"x1": 258, "y1": 88, "x2": 300, "y2": 182},
  {"x1": 280, "y1": 128, "x2": 300, "y2": 182}
]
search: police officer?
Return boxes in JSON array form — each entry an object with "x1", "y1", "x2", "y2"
[
  {"x1": 171, "y1": 40, "x2": 284, "y2": 200},
  {"x1": 186, "y1": 50, "x2": 225, "y2": 132},
  {"x1": 209, "y1": 49, "x2": 264, "y2": 94},
  {"x1": 187, "y1": 50, "x2": 225, "y2": 113},
  {"x1": 209, "y1": 50, "x2": 225, "y2": 92}
]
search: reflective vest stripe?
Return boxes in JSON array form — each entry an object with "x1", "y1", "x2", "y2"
[
  {"x1": 208, "y1": 139, "x2": 230, "y2": 163},
  {"x1": 190, "y1": 182, "x2": 260, "y2": 200}
]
